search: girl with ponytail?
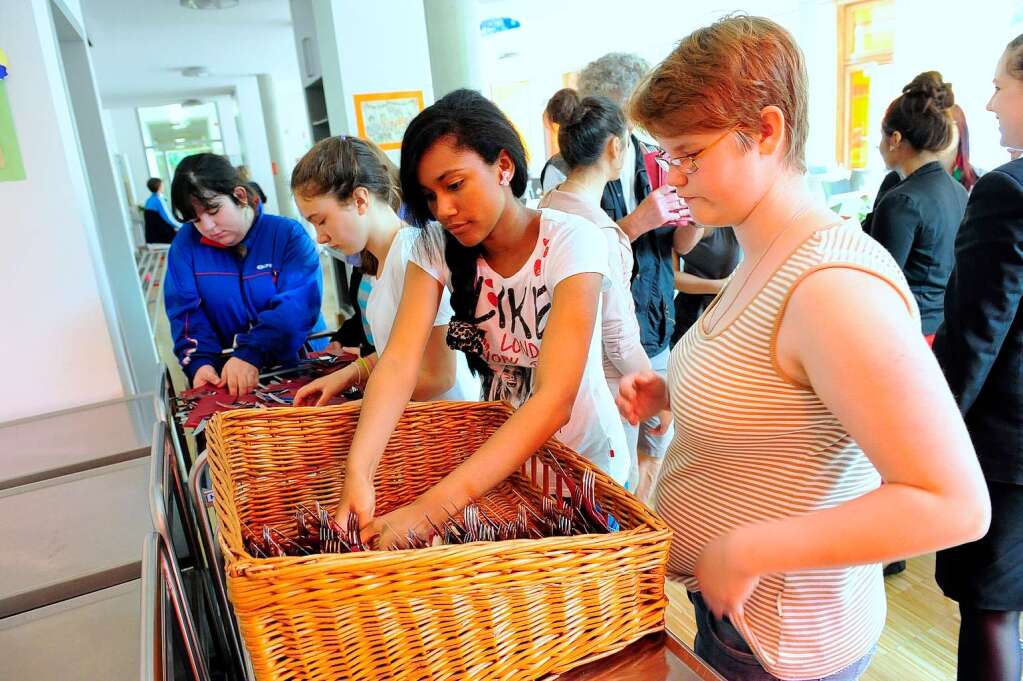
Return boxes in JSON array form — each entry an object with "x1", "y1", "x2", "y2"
[
  {"x1": 537, "y1": 94, "x2": 673, "y2": 493},
  {"x1": 337, "y1": 89, "x2": 630, "y2": 548},
  {"x1": 291, "y1": 135, "x2": 479, "y2": 404}
]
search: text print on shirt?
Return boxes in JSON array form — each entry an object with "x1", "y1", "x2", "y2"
[{"x1": 471, "y1": 237, "x2": 555, "y2": 366}]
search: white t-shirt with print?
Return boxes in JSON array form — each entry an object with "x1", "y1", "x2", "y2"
[
  {"x1": 367, "y1": 227, "x2": 480, "y2": 402},
  {"x1": 410, "y1": 209, "x2": 630, "y2": 484}
]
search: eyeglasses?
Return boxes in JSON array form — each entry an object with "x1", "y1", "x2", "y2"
[{"x1": 655, "y1": 129, "x2": 736, "y2": 175}]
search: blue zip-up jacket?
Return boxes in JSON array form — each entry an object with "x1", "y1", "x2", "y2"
[{"x1": 164, "y1": 208, "x2": 326, "y2": 380}]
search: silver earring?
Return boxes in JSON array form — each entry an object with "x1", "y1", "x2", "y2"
[{"x1": 500, "y1": 171, "x2": 511, "y2": 186}]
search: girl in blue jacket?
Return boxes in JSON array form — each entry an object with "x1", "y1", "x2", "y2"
[{"x1": 165, "y1": 153, "x2": 326, "y2": 396}]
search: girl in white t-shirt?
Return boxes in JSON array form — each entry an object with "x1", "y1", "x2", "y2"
[
  {"x1": 290, "y1": 135, "x2": 478, "y2": 404},
  {"x1": 336, "y1": 90, "x2": 631, "y2": 548},
  {"x1": 538, "y1": 94, "x2": 690, "y2": 493}
]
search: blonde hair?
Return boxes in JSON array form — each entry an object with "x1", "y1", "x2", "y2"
[{"x1": 630, "y1": 15, "x2": 808, "y2": 172}]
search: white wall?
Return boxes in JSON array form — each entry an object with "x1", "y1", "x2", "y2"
[
  {"x1": 474, "y1": 0, "x2": 1018, "y2": 177},
  {"x1": 0, "y1": 0, "x2": 124, "y2": 422},
  {"x1": 890, "y1": 0, "x2": 1022, "y2": 173},
  {"x1": 315, "y1": 0, "x2": 435, "y2": 164},
  {"x1": 474, "y1": 0, "x2": 824, "y2": 173}
]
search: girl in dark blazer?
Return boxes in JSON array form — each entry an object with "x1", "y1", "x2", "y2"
[
  {"x1": 933, "y1": 34, "x2": 1023, "y2": 681},
  {"x1": 870, "y1": 72, "x2": 968, "y2": 341}
]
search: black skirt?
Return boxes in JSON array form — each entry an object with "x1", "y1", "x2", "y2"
[{"x1": 935, "y1": 480, "x2": 1023, "y2": 611}]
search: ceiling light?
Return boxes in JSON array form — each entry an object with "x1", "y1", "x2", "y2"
[
  {"x1": 180, "y1": 0, "x2": 239, "y2": 9},
  {"x1": 181, "y1": 66, "x2": 210, "y2": 78},
  {"x1": 168, "y1": 104, "x2": 186, "y2": 125}
]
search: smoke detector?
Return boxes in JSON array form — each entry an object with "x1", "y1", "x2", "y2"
[
  {"x1": 181, "y1": 66, "x2": 210, "y2": 78},
  {"x1": 182, "y1": 98, "x2": 204, "y2": 108}
]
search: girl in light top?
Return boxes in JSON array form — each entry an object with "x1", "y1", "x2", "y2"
[
  {"x1": 335, "y1": 89, "x2": 630, "y2": 548},
  {"x1": 538, "y1": 94, "x2": 695, "y2": 491},
  {"x1": 292, "y1": 136, "x2": 478, "y2": 404},
  {"x1": 618, "y1": 15, "x2": 989, "y2": 681}
]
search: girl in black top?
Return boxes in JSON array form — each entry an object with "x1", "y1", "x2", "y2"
[
  {"x1": 933, "y1": 34, "x2": 1023, "y2": 681},
  {"x1": 871, "y1": 72, "x2": 968, "y2": 339}
]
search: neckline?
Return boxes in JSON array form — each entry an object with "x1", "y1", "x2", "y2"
[
  {"x1": 478, "y1": 210, "x2": 545, "y2": 279},
  {"x1": 905, "y1": 160, "x2": 943, "y2": 180},
  {"x1": 697, "y1": 220, "x2": 846, "y2": 339},
  {"x1": 374, "y1": 224, "x2": 408, "y2": 279}
]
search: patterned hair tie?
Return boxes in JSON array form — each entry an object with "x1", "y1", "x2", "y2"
[{"x1": 446, "y1": 319, "x2": 485, "y2": 357}]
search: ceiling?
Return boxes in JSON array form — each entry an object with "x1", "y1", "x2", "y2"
[{"x1": 81, "y1": 0, "x2": 301, "y2": 107}]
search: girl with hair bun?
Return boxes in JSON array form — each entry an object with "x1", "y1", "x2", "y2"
[
  {"x1": 538, "y1": 94, "x2": 682, "y2": 494},
  {"x1": 869, "y1": 71, "x2": 969, "y2": 342}
]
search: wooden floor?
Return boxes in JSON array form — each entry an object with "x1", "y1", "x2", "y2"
[{"x1": 666, "y1": 553, "x2": 1022, "y2": 680}]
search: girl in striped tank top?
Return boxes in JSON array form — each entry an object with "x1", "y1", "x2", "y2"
[{"x1": 621, "y1": 16, "x2": 991, "y2": 681}]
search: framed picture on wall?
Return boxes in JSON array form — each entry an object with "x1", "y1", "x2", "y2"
[{"x1": 353, "y1": 90, "x2": 425, "y2": 151}]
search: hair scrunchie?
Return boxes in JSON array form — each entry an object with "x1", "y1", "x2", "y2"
[{"x1": 446, "y1": 319, "x2": 485, "y2": 358}]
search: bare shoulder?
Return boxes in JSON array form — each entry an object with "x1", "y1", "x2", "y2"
[{"x1": 777, "y1": 265, "x2": 918, "y2": 383}]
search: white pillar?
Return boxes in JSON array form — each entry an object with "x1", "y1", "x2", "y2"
[
  {"x1": 234, "y1": 77, "x2": 279, "y2": 214},
  {"x1": 256, "y1": 74, "x2": 296, "y2": 218},
  {"x1": 424, "y1": 0, "x2": 485, "y2": 97}
]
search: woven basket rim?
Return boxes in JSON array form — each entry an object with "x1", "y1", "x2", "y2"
[{"x1": 207, "y1": 400, "x2": 671, "y2": 570}]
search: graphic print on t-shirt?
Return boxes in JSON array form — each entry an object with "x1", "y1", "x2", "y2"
[
  {"x1": 471, "y1": 238, "x2": 553, "y2": 367},
  {"x1": 482, "y1": 364, "x2": 533, "y2": 406},
  {"x1": 471, "y1": 238, "x2": 554, "y2": 406}
]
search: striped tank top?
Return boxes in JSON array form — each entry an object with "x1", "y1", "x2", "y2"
[{"x1": 655, "y1": 221, "x2": 917, "y2": 679}]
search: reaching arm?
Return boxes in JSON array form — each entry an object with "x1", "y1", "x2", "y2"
[
  {"x1": 412, "y1": 324, "x2": 457, "y2": 400},
  {"x1": 344, "y1": 264, "x2": 446, "y2": 482},
  {"x1": 367, "y1": 273, "x2": 605, "y2": 546},
  {"x1": 675, "y1": 271, "x2": 726, "y2": 295}
]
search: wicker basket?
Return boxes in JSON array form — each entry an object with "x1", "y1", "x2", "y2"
[{"x1": 206, "y1": 401, "x2": 671, "y2": 680}]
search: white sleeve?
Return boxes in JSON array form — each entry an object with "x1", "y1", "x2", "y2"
[
  {"x1": 435, "y1": 288, "x2": 456, "y2": 327},
  {"x1": 398, "y1": 227, "x2": 454, "y2": 326},
  {"x1": 544, "y1": 214, "x2": 611, "y2": 292},
  {"x1": 406, "y1": 224, "x2": 451, "y2": 287},
  {"x1": 599, "y1": 229, "x2": 649, "y2": 374}
]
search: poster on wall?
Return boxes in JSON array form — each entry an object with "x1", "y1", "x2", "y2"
[
  {"x1": 0, "y1": 49, "x2": 26, "y2": 182},
  {"x1": 353, "y1": 91, "x2": 425, "y2": 151}
]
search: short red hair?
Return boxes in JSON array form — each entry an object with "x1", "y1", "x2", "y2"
[{"x1": 630, "y1": 15, "x2": 809, "y2": 172}]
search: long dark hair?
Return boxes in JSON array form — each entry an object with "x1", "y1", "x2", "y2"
[
  {"x1": 882, "y1": 71, "x2": 955, "y2": 153},
  {"x1": 557, "y1": 95, "x2": 627, "y2": 170},
  {"x1": 291, "y1": 135, "x2": 401, "y2": 273},
  {"x1": 400, "y1": 89, "x2": 528, "y2": 376},
  {"x1": 170, "y1": 153, "x2": 255, "y2": 223}
]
